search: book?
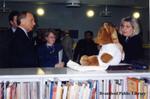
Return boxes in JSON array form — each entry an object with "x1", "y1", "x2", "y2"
[
  {"x1": 78, "y1": 83, "x2": 85, "y2": 99},
  {"x1": 148, "y1": 84, "x2": 150, "y2": 99},
  {"x1": 107, "y1": 62, "x2": 149, "y2": 70},
  {"x1": 91, "y1": 81, "x2": 96, "y2": 99},
  {"x1": 127, "y1": 77, "x2": 139, "y2": 99},
  {"x1": 107, "y1": 63, "x2": 133, "y2": 70},
  {"x1": 138, "y1": 80, "x2": 145, "y2": 99},
  {"x1": 143, "y1": 84, "x2": 148, "y2": 99},
  {"x1": 56, "y1": 81, "x2": 62, "y2": 99},
  {"x1": 67, "y1": 60, "x2": 108, "y2": 71},
  {"x1": 62, "y1": 85, "x2": 68, "y2": 99},
  {"x1": 73, "y1": 82, "x2": 80, "y2": 99},
  {"x1": 52, "y1": 83, "x2": 57, "y2": 99},
  {"x1": 83, "y1": 84, "x2": 90, "y2": 99},
  {"x1": 44, "y1": 82, "x2": 49, "y2": 99},
  {"x1": 16, "y1": 83, "x2": 21, "y2": 99},
  {"x1": 49, "y1": 82, "x2": 53, "y2": 99},
  {"x1": 128, "y1": 62, "x2": 149, "y2": 70}
]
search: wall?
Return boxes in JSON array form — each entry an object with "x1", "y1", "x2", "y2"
[{"x1": 0, "y1": 2, "x2": 149, "y2": 43}]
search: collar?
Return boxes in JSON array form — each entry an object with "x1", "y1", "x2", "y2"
[
  {"x1": 18, "y1": 26, "x2": 29, "y2": 37},
  {"x1": 11, "y1": 27, "x2": 16, "y2": 33},
  {"x1": 46, "y1": 43, "x2": 53, "y2": 47}
]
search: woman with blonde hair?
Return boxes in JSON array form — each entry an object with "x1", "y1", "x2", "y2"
[{"x1": 118, "y1": 16, "x2": 143, "y2": 63}]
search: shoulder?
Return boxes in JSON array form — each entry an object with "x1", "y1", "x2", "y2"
[
  {"x1": 54, "y1": 43, "x2": 63, "y2": 49},
  {"x1": 77, "y1": 39, "x2": 84, "y2": 44},
  {"x1": 14, "y1": 28, "x2": 25, "y2": 37},
  {"x1": 6, "y1": 28, "x2": 12, "y2": 33},
  {"x1": 118, "y1": 33, "x2": 125, "y2": 39},
  {"x1": 79, "y1": 39, "x2": 84, "y2": 42},
  {"x1": 38, "y1": 44, "x2": 47, "y2": 51},
  {"x1": 130, "y1": 34, "x2": 142, "y2": 42},
  {"x1": 15, "y1": 27, "x2": 24, "y2": 33},
  {"x1": 132, "y1": 34, "x2": 141, "y2": 39}
]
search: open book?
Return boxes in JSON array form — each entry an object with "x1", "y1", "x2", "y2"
[{"x1": 67, "y1": 60, "x2": 109, "y2": 71}]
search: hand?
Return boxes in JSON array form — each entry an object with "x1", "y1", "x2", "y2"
[
  {"x1": 115, "y1": 43, "x2": 125, "y2": 61},
  {"x1": 97, "y1": 45, "x2": 101, "y2": 50},
  {"x1": 55, "y1": 62, "x2": 64, "y2": 68}
]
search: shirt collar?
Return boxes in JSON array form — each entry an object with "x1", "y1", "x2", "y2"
[
  {"x1": 11, "y1": 27, "x2": 16, "y2": 33},
  {"x1": 46, "y1": 43, "x2": 53, "y2": 47}
]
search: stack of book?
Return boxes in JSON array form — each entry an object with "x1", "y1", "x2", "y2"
[
  {"x1": 0, "y1": 81, "x2": 40, "y2": 99},
  {"x1": 98, "y1": 77, "x2": 150, "y2": 99},
  {"x1": 127, "y1": 77, "x2": 150, "y2": 99},
  {"x1": 99, "y1": 79, "x2": 124, "y2": 99},
  {"x1": 44, "y1": 80, "x2": 99, "y2": 99}
]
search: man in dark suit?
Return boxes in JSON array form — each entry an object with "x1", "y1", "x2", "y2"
[
  {"x1": 8, "y1": 11, "x2": 19, "y2": 34},
  {"x1": 10, "y1": 11, "x2": 38, "y2": 67},
  {"x1": 73, "y1": 31, "x2": 99, "y2": 63},
  {"x1": 0, "y1": 11, "x2": 19, "y2": 68}
]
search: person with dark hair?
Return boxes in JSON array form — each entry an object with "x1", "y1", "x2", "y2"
[
  {"x1": 118, "y1": 16, "x2": 143, "y2": 63},
  {"x1": 61, "y1": 30, "x2": 74, "y2": 60},
  {"x1": 37, "y1": 29, "x2": 68, "y2": 67},
  {"x1": 8, "y1": 10, "x2": 19, "y2": 34},
  {"x1": 10, "y1": 11, "x2": 38, "y2": 67},
  {"x1": 73, "y1": 31, "x2": 99, "y2": 63},
  {"x1": 0, "y1": 11, "x2": 19, "y2": 67}
]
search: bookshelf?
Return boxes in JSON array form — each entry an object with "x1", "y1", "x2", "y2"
[{"x1": 0, "y1": 67, "x2": 149, "y2": 99}]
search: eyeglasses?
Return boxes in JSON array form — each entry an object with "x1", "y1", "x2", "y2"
[{"x1": 48, "y1": 36, "x2": 56, "y2": 39}]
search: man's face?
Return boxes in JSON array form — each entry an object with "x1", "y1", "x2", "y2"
[
  {"x1": 85, "y1": 33, "x2": 93, "y2": 40},
  {"x1": 10, "y1": 16, "x2": 18, "y2": 28},
  {"x1": 21, "y1": 13, "x2": 36, "y2": 32}
]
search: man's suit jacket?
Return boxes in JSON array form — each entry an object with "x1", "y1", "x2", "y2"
[
  {"x1": 0, "y1": 28, "x2": 14, "y2": 67},
  {"x1": 10, "y1": 27, "x2": 38, "y2": 67}
]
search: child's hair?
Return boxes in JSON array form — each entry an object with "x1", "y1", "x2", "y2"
[{"x1": 44, "y1": 28, "x2": 56, "y2": 38}]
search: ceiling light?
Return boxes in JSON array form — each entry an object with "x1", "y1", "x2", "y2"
[
  {"x1": 66, "y1": 0, "x2": 80, "y2": 7},
  {"x1": 132, "y1": 11, "x2": 140, "y2": 19},
  {"x1": 0, "y1": 0, "x2": 10, "y2": 13},
  {"x1": 100, "y1": 5, "x2": 111, "y2": 17},
  {"x1": 36, "y1": 8, "x2": 45, "y2": 16},
  {"x1": 86, "y1": 10, "x2": 95, "y2": 18}
]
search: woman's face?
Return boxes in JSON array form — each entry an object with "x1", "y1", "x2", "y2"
[
  {"x1": 120, "y1": 21, "x2": 134, "y2": 37},
  {"x1": 46, "y1": 32, "x2": 56, "y2": 45}
]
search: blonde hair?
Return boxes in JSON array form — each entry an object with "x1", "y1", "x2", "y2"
[{"x1": 119, "y1": 16, "x2": 140, "y2": 37}]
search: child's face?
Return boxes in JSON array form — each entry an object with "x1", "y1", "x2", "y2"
[{"x1": 46, "y1": 32, "x2": 56, "y2": 44}]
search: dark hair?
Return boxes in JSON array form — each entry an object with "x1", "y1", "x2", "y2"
[
  {"x1": 8, "y1": 10, "x2": 19, "y2": 22},
  {"x1": 84, "y1": 30, "x2": 93, "y2": 36},
  {"x1": 17, "y1": 11, "x2": 32, "y2": 25},
  {"x1": 44, "y1": 29, "x2": 56, "y2": 38}
]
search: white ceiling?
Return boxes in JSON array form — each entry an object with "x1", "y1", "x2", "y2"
[{"x1": 3, "y1": 0, "x2": 149, "y2": 8}]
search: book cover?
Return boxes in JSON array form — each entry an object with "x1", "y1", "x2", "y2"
[
  {"x1": 16, "y1": 83, "x2": 21, "y2": 99},
  {"x1": 62, "y1": 85, "x2": 68, "y2": 99},
  {"x1": 138, "y1": 80, "x2": 145, "y2": 99},
  {"x1": 52, "y1": 83, "x2": 57, "y2": 99},
  {"x1": 127, "y1": 77, "x2": 139, "y2": 99},
  {"x1": 143, "y1": 84, "x2": 148, "y2": 99},
  {"x1": 56, "y1": 81, "x2": 62, "y2": 99}
]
